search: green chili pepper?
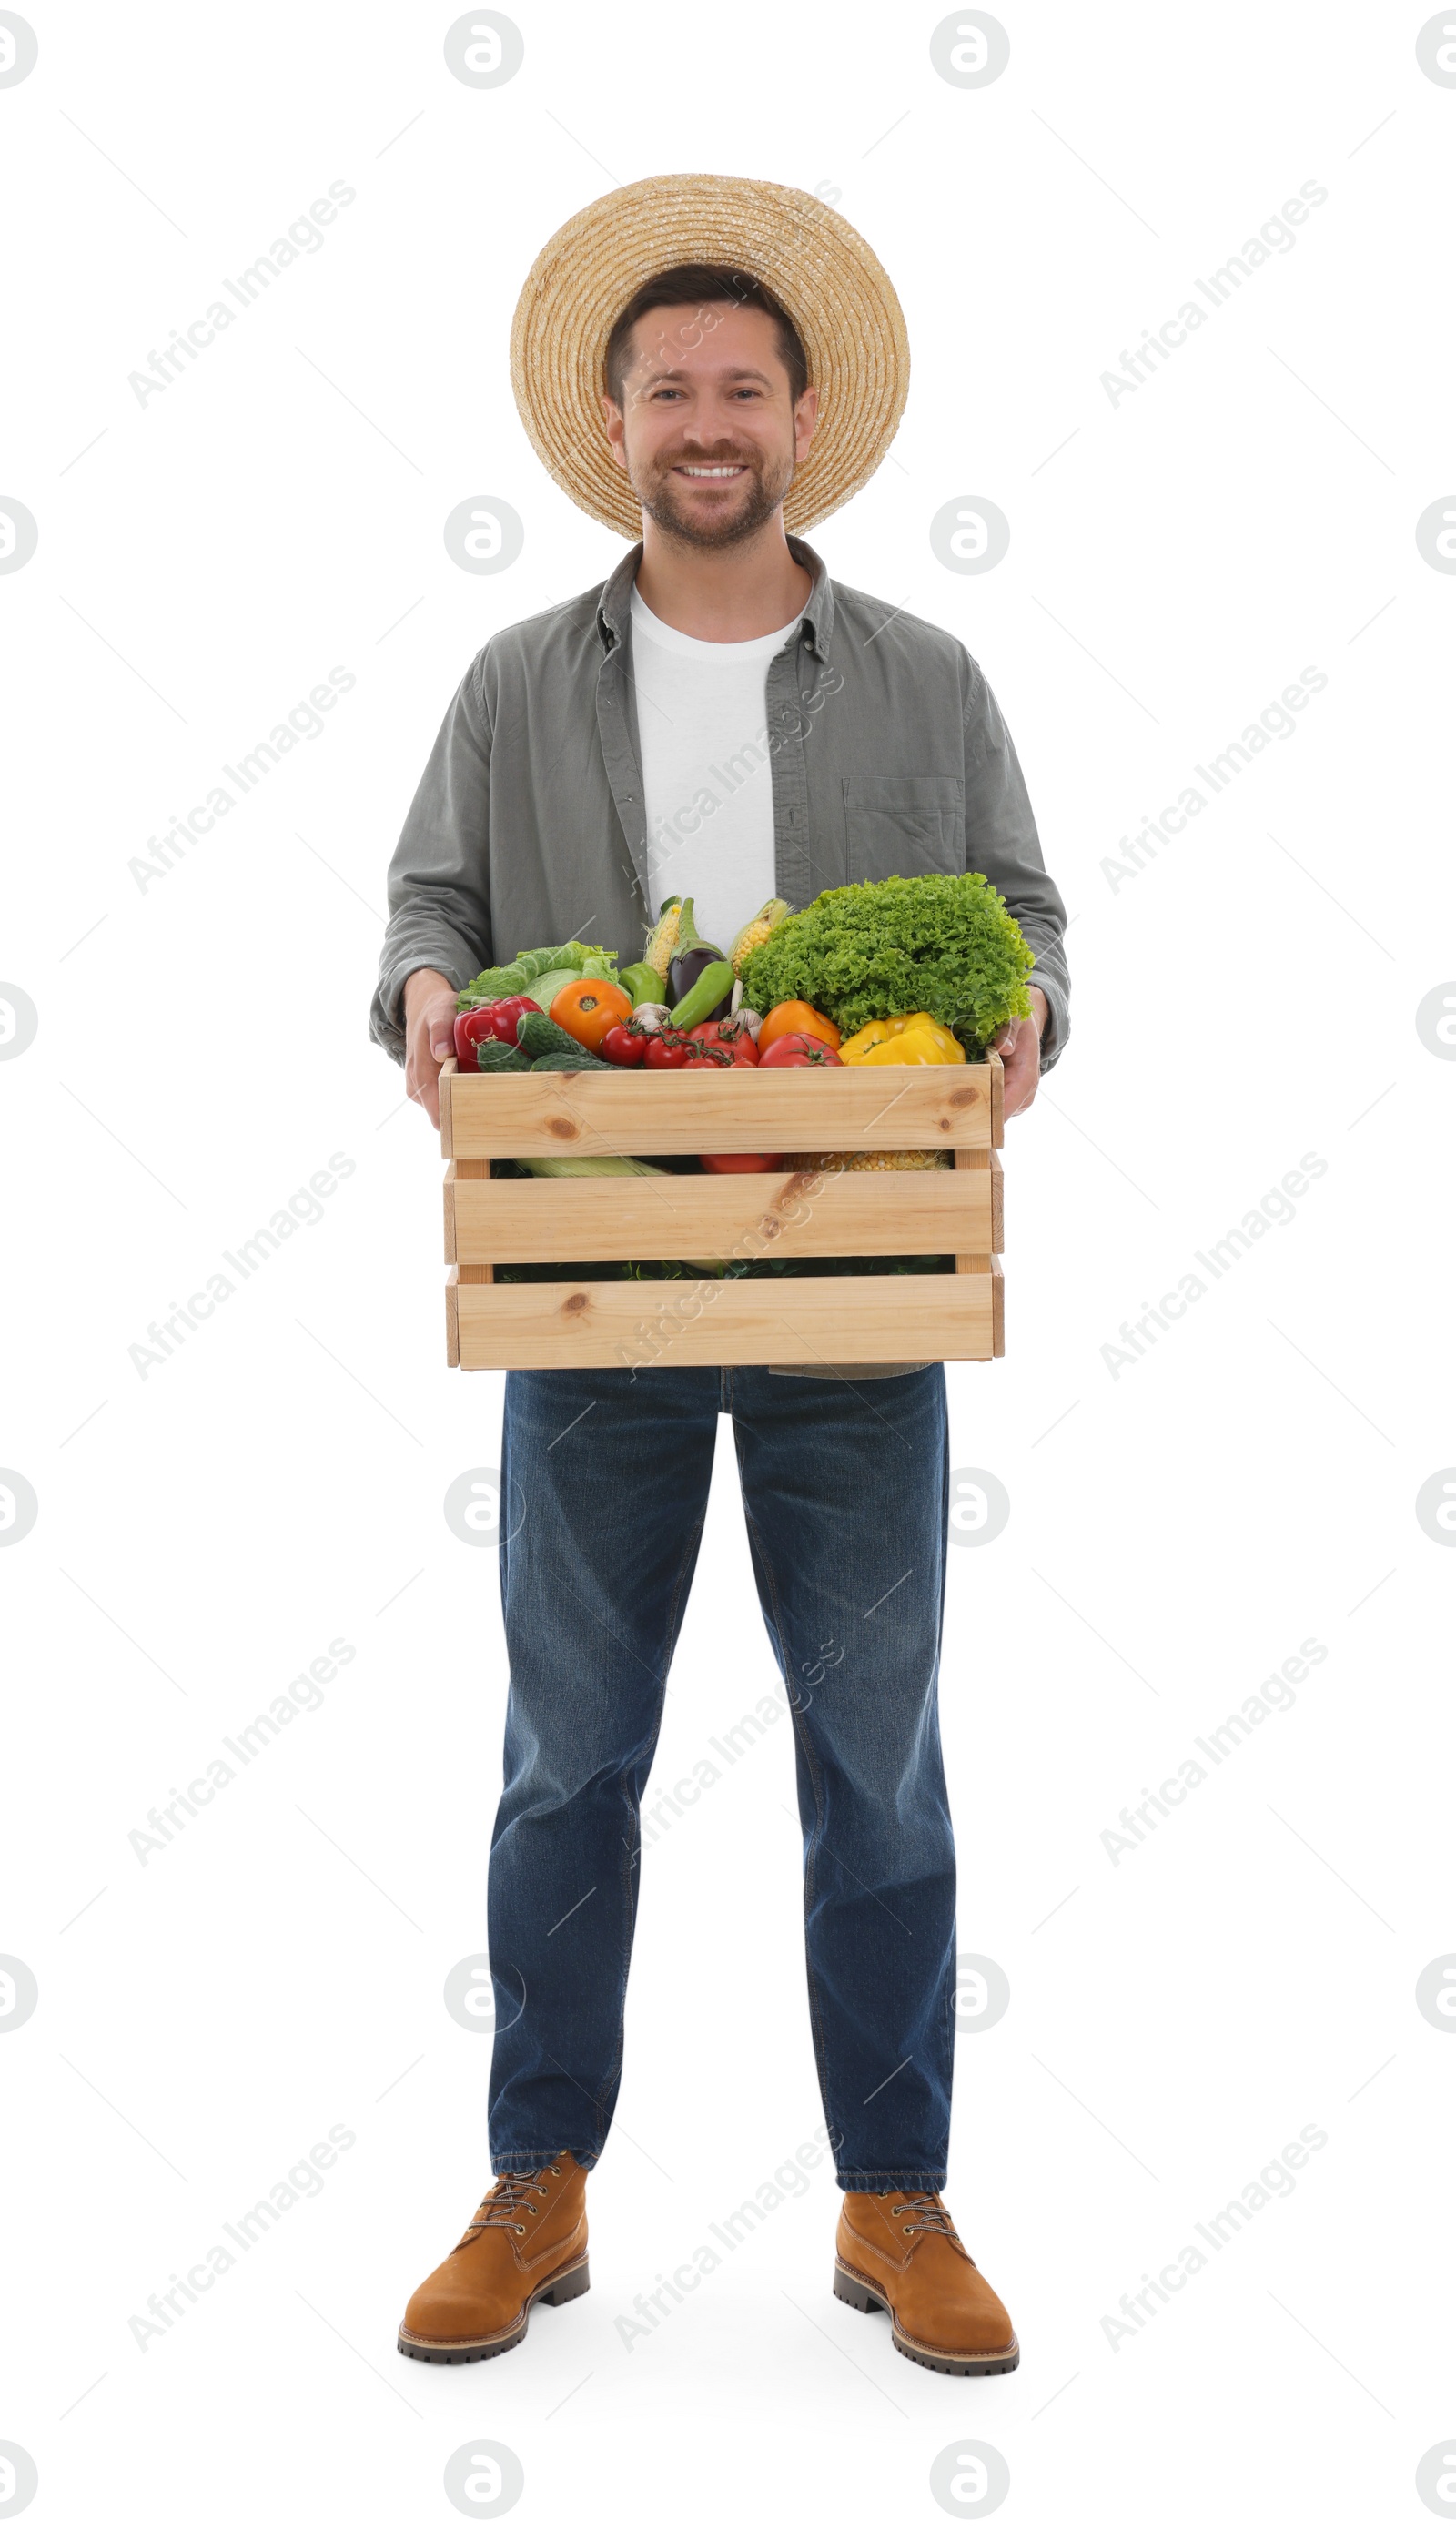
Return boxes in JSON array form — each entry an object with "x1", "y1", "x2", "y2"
[
  {"x1": 669, "y1": 960, "x2": 735, "y2": 1032},
  {"x1": 618, "y1": 960, "x2": 669, "y2": 1007}
]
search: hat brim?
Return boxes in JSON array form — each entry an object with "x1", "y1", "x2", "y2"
[{"x1": 510, "y1": 172, "x2": 910, "y2": 540}]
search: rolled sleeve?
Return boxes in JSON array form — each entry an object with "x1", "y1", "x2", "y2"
[
  {"x1": 369, "y1": 654, "x2": 495, "y2": 1063},
  {"x1": 963, "y1": 658, "x2": 1070, "y2": 1070}
]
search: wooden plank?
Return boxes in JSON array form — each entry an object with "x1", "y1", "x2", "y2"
[
  {"x1": 988, "y1": 1048, "x2": 1004, "y2": 1147},
  {"x1": 443, "y1": 1158, "x2": 490, "y2": 1267},
  {"x1": 445, "y1": 1261, "x2": 493, "y2": 1365},
  {"x1": 450, "y1": 1158, "x2": 996, "y2": 1264},
  {"x1": 955, "y1": 1147, "x2": 1002, "y2": 1271},
  {"x1": 453, "y1": 1270, "x2": 996, "y2": 1370},
  {"x1": 445, "y1": 1064, "x2": 996, "y2": 1158},
  {"x1": 948, "y1": 1256, "x2": 1001, "y2": 1351}
]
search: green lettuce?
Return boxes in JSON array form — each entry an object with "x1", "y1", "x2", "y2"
[
  {"x1": 457, "y1": 942, "x2": 618, "y2": 1012},
  {"x1": 740, "y1": 873, "x2": 1033, "y2": 1051}
]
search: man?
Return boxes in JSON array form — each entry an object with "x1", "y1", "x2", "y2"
[{"x1": 372, "y1": 175, "x2": 1068, "y2": 2377}]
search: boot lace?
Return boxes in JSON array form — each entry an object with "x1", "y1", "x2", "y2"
[
  {"x1": 885, "y1": 2190, "x2": 958, "y2": 2237},
  {"x1": 461, "y1": 2165, "x2": 562, "y2": 2241}
]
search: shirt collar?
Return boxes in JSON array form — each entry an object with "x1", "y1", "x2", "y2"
[{"x1": 596, "y1": 532, "x2": 834, "y2": 662}]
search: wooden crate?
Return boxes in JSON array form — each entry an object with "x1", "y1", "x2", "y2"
[{"x1": 439, "y1": 1054, "x2": 1005, "y2": 1371}]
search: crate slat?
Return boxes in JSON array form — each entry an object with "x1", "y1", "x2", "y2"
[
  {"x1": 438, "y1": 1054, "x2": 1009, "y2": 1370},
  {"x1": 454, "y1": 1270, "x2": 998, "y2": 1370},
  {"x1": 449, "y1": 1151, "x2": 1000, "y2": 1264},
  {"x1": 440, "y1": 1057, "x2": 1000, "y2": 1158}
]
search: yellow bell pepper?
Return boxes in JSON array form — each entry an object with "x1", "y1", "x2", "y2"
[
  {"x1": 838, "y1": 1017, "x2": 895, "y2": 1059},
  {"x1": 902, "y1": 1012, "x2": 965, "y2": 1062},
  {"x1": 839, "y1": 1011, "x2": 966, "y2": 1066}
]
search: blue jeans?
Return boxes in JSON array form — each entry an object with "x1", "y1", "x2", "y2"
[{"x1": 487, "y1": 1362, "x2": 957, "y2": 2191}]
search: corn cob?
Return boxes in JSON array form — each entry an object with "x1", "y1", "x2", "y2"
[
  {"x1": 788, "y1": 1149, "x2": 951, "y2": 1172},
  {"x1": 728, "y1": 896, "x2": 791, "y2": 975},
  {"x1": 642, "y1": 895, "x2": 684, "y2": 985}
]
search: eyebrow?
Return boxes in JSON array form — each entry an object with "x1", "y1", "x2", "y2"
[{"x1": 640, "y1": 365, "x2": 775, "y2": 386}]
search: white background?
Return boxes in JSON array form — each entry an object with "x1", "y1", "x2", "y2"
[{"x1": 3, "y1": 3, "x2": 1454, "y2": 2524}]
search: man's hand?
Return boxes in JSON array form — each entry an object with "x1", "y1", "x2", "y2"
[
  {"x1": 991, "y1": 986, "x2": 1048, "y2": 1119},
  {"x1": 403, "y1": 967, "x2": 460, "y2": 1130}
]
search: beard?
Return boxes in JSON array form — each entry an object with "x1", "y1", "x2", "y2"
[{"x1": 632, "y1": 440, "x2": 796, "y2": 549}]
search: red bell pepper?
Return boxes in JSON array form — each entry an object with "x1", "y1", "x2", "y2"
[
  {"x1": 700, "y1": 1151, "x2": 784, "y2": 1172},
  {"x1": 453, "y1": 996, "x2": 540, "y2": 1066}
]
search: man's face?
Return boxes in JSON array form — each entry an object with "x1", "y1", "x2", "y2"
[{"x1": 602, "y1": 301, "x2": 819, "y2": 548}]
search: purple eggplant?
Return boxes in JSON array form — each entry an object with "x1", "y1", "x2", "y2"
[{"x1": 667, "y1": 898, "x2": 732, "y2": 1015}]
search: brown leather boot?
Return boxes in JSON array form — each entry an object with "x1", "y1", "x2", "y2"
[
  {"x1": 834, "y1": 2188, "x2": 1018, "y2": 2375},
  {"x1": 398, "y1": 2156, "x2": 590, "y2": 2363}
]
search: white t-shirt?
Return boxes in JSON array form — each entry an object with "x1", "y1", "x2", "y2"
[{"x1": 630, "y1": 584, "x2": 803, "y2": 956}]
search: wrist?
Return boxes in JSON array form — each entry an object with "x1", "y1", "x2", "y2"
[{"x1": 404, "y1": 966, "x2": 455, "y2": 1017}]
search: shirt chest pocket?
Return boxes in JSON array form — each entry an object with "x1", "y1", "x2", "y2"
[{"x1": 842, "y1": 775, "x2": 965, "y2": 880}]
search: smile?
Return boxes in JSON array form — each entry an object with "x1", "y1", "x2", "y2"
[{"x1": 674, "y1": 464, "x2": 747, "y2": 478}]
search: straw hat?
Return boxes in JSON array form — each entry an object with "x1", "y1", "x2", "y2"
[{"x1": 510, "y1": 172, "x2": 910, "y2": 539}]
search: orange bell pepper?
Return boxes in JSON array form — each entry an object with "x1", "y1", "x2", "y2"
[
  {"x1": 756, "y1": 1000, "x2": 841, "y2": 1055},
  {"x1": 549, "y1": 977, "x2": 633, "y2": 1051}
]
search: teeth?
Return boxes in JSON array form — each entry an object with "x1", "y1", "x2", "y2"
[{"x1": 679, "y1": 464, "x2": 743, "y2": 476}]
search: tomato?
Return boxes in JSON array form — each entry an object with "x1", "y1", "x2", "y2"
[
  {"x1": 757, "y1": 1033, "x2": 844, "y2": 1068},
  {"x1": 756, "y1": 1000, "x2": 840, "y2": 1055},
  {"x1": 644, "y1": 1034, "x2": 691, "y2": 1069},
  {"x1": 683, "y1": 1049, "x2": 733, "y2": 1069},
  {"x1": 549, "y1": 977, "x2": 633, "y2": 1051},
  {"x1": 690, "y1": 1017, "x2": 758, "y2": 1063},
  {"x1": 600, "y1": 1023, "x2": 646, "y2": 1067},
  {"x1": 700, "y1": 1151, "x2": 784, "y2": 1172}
]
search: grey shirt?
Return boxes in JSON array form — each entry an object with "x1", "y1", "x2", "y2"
[
  {"x1": 370, "y1": 535, "x2": 1069, "y2": 1068},
  {"x1": 372, "y1": 536, "x2": 1068, "y2": 1379}
]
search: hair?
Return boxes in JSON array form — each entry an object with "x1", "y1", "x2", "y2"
[{"x1": 603, "y1": 264, "x2": 810, "y2": 408}]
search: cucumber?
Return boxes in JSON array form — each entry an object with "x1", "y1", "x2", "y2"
[
  {"x1": 469, "y1": 1038, "x2": 530, "y2": 1073},
  {"x1": 517, "y1": 1010, "x2": 612, "y2": 1064},
  {"x1": 529, "y1": 1048, "x2": 613, "y2": 1072}
]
